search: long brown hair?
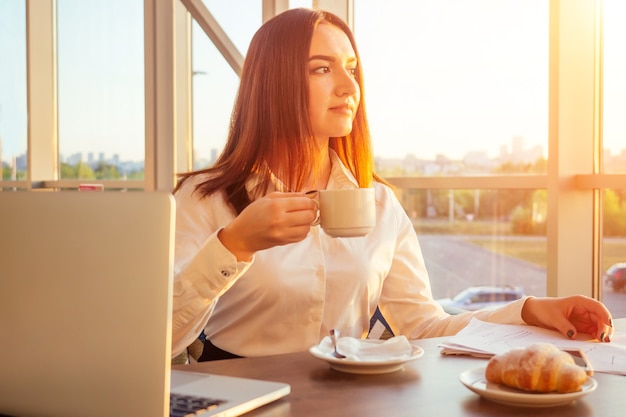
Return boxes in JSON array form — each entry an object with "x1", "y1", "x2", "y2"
[{"x1": 174, "y1": 8, "x2": 385, "y2": 214}]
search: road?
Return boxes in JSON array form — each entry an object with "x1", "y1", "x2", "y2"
[{"x1": 417, "y1": 235, "x2": 626, "y2": 318}]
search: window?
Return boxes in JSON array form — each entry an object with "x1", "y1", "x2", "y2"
[
  {"x1": 354, "y1": 0, "x2": 548, "y2": 174},
  {"x1": 0, "y1": 1, "x2": 27, "y2": 183},
  {"x1": 354, "y1": 1, "x2": 550, "y2": 307},
  {"x1": 57, "y1": 0, "x2": 145, "y2": 181},
  {"x1": 602, "y1": 188, "x2": 626, "y2": 318},
  {"x1": 603, "y1": 0, "x2": 626, "y2": 174},
  {"x1": 191, "y1": 1, "x2": 260, "y2": 168},
  {"x1": 600, "y1": 1, "x2": 626, "y2": 318},
  {"x1": 409, "y1": 187, "x2": 547, "y2": 301}
]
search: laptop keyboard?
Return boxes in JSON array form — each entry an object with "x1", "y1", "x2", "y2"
[{"x1": 170, "y1": 392, "x2": 226, "y2": 417}]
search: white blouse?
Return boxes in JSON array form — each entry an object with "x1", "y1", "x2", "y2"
[{"x1": 171, "y1": 152, "x2": 527, "y2": 358}]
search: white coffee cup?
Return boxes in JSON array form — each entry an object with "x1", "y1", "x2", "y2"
[{"x1": 310, "y1": 188, "x2": 376, "y2": 237}]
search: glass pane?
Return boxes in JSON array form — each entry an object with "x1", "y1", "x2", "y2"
[
  {"x1": 602, "y1": 188, "x2": 626, "y2": 319},
  {"x1": 603, "y1": 0, "x2": 626, "y2": 173},
  {"x1": 57, "y1": 0, "x2": 144, "y2": 180},
  {"x1": 191, "y1": 20, "x2": 243, "y2": 169},
  {"x1": 398, "y1": 187, "x2": 547, "y2": 307},
  {"x1": 192, "y1": 1, "x2": 261, "y2": 168},
  {"x1": 201, "y1": 0, "x2": 261, "y2": 56},
  {"x1": 354, "y1": 0, "x2": 548, "y2": 175},
  {"x1": 0, "y1": 1, "x2": 27, "y2": 181}
]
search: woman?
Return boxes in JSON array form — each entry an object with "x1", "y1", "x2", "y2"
[{"x1": 172, "y1": 8, "x2": 613, "y2": 360}]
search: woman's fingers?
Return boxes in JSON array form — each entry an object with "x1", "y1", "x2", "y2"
[
  {"x1": 227, "y1": 192, "x2": 319, "y2": 252},
  {"x1": 522, "y1": 296, "x2": 614, "y2": 342}
]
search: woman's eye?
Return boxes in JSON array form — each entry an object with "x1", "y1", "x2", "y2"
[
  {"x1": 312, "y1": 66, "x2": 330, "y2": 74},
  {"x1": 310, "y1": 65, "x2": 357, "y2": 76}
]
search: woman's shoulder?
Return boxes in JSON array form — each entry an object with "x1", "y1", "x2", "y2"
[
  {"x1": 372, "y1": 181, "x2": 408, "y2": 218},
  {"x1": 174, "y1": 172, "x2": 224, "y2": 205},
  {"x1": 372, "y1": 181, "x2": 397, "y2": 201},
  {"x1": 175, "y1": 171, "x2": 213, "y2": 193}
]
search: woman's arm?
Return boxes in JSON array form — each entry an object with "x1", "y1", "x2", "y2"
[
  {"x1": 171, "y1": 178, "x2": 256, "y2": 356},
  {"x1": 171, "y1": 183, "x2": 319, "y2": 357}
]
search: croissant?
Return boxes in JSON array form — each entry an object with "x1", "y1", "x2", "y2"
[{"x1": 485, "y1": 342, "x2": 587, "y2": 393}]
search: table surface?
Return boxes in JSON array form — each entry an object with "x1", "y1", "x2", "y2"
[{"x1": 175, "y1": 319, "x2": 626, "y2": 417}]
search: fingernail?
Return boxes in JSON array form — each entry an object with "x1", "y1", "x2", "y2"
[{"x1": 567, "y1": 329, "x2": 575, "y2": 339}]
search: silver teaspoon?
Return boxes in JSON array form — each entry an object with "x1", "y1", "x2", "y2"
[{"x1": 329, "y1": 329, "x2": 346, "y2": 359}]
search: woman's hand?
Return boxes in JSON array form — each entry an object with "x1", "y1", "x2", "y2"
[
  {"x1": 218, "y1": 192, "x2": 318, "y2": 261},
  {"x1": 521, "y1": 295, "x2": 614, "y2": 342}
]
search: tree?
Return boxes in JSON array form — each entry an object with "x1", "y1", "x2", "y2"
[
  {"x1": 93, "y1": 162, "x2": 121, "y2": 180},
  {"x1": 492, "y1": 157, "x2": 547, "y2": 174},
  {"x1": 510, "y1": 190, "x2": 547, "y2": 235},
  {"x1": 60, "y1": 162, "x2": 95, "y2": 179},
  {"x1": 603, "y1": 189, "x2": 626, "y2": 237}
]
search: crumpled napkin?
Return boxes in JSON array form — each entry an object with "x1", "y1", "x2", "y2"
[{"x1": 319, "y1": 335, "x2": 414, "y2": 361}]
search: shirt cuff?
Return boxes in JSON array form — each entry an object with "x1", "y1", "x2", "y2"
[
  {"x1": 485, "y1": 296, "x2": 532, "y2": 325},
  {"x1": 185, "y1": 229, "x2": 253, "y2": 299}
]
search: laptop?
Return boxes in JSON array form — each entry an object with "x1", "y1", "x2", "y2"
[{"x1": 0, "y1": 191, "x2": 289, "y2": 417}]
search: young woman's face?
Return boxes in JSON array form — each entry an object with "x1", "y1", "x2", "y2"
[{"x1": 307, "y1": 23, "x2": 360, "y2": 142}]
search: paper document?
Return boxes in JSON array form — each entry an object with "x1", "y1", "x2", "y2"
[{"x1": 438, "y1": 318, "x2": 626, "y2": 375}]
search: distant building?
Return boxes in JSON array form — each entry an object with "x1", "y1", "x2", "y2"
[
  {"x1": 15, "y1": 154, "x2": 27, "y2": 171},
  {"x1": 496, "y1": 136, "x2": 545, "y2": 165},
  {"x1": 512, "y1": 135, "x2": 524, "y2": 156},
  {"x1": 463, "y1": 150, "x2": 490, "y2": 166},
  {"x1": 66, "y1": 152, "x2": 83, "y2": 165}
]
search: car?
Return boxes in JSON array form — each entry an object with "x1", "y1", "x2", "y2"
[
  {"x1": 436, "y1": 285, "x2": 525, "y2": 312},
  {"x1": 604, "y1": 262, "x2": 626, "y2": 292}
]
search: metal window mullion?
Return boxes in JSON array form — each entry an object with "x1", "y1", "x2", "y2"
[
  {"x1": 547, "y1": 0, "x2": 599, "y2": 298},
  {"x1": 179, "y1": 0, "x2": 243, "y2": 77},
  {"x1": 386, "y1": 175, "x2": 548, "y2": 190},
  {"x1": 262, "y1": 0, "x2": 289, "y2": 23},
  {"x1": 144, "y1": 0, "x2": 176, "y2": 191},
  {"x1": 592, "y1": 0, "x2": 604, "y2": 300},
  {"x1": 176, "y1": 0, "x2": 193, "y2": 173},
  {"x1": 26, "y1": 0, "x2": 57, "y2": 188}
]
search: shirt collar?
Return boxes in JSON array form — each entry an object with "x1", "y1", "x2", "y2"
[
  {"x1": 245, "y1": 149, "x2": 359, "y2": 196},
  {"x1": 327, "y1": 150, "x2": 359, "y2": 190}
]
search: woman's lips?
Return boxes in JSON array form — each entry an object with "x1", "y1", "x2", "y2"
[{"x1": 330, "y1": 104, "x2": 353, "y2": 114}]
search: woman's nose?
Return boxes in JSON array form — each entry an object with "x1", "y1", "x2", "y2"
[{"x1": 335, "y1": 69, "x2": 358, "y2": 97}]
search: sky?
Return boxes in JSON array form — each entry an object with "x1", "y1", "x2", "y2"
[
  {"x1": 0, "y1": 0, "x2": 26, "y2": 161},
  {"x1": 1, "y1": 0, "x2": 625, "y2": 164}
]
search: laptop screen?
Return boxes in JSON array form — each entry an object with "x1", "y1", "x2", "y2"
[{"x1": 0, "y1": 192, "x2": 175, "y2": 417}]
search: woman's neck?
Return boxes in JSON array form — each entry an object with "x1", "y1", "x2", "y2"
[
  {"x1": 269, "y1": 141, "x2": 332, "y2": 192},
  {"x1": 303, "y1": 144, "x2": 332, "y2": 191}
]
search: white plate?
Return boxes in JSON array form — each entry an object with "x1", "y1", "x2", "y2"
[
  {"x1": 459, "y1": 366, "x2": 598, "y2": 408},
  {"x1": 309, "y1": 340, "x2": 424, "y2": 374}
]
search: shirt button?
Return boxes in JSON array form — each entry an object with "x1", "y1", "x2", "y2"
[{"x1": 220, "y1": 270, "x2": 231, "y2": 277}]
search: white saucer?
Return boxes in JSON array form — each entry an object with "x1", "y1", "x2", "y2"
[
  {"x1": 309, "y1": 339, "x2": 424, "y2": 374},
  {"x1": 459, "y1": 366, "x2": 598, "y2": 408}
]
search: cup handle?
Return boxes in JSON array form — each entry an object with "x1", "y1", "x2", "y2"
[{"x1": 306, "y1": 190, "x2": 321, "y2": 226}]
